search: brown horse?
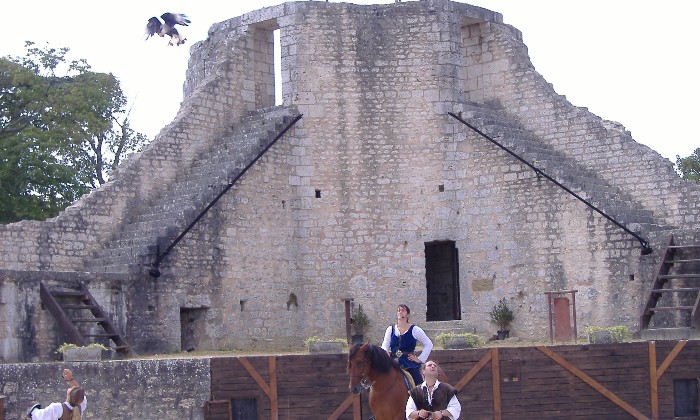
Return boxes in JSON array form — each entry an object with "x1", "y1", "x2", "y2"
[{"x1": 348, "y1": 342, "x2": 411, "y2": 420}]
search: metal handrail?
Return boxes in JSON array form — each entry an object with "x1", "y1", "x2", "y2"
[
  {"x1": 448, "y1": 112, "x2": 652, "y2": 256},
  {"x1": 149, "y1": 113, "x2": 303, "y2": 277}
]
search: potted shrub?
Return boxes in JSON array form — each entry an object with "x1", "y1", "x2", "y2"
[
  {"x1": 58, "y1": 343, "x2": 110, "y2": 361},
  {"x1": 351, "y1": 304, "x2": 371, "y2": 344},
  {"x1": 489, "y1": 298, "x2": 514, "y2": 340}
]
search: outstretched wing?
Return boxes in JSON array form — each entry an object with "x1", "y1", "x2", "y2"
[
  {"x1": 145, "y1": 17, "x2": 162, "y2": 39},
  {"x1": 161, "y1": 13, "x2": 190, "y2": 27}
]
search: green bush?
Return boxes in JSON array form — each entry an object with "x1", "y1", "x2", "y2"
[
  {"x1": 351, "y1": 304, "x2": 371, "y2": 335},
  {"x1": 57, "y1": 342, "x2": 109, "y2": 353},
  {"x1": 435, "y1": 332, "x2": 483, "y2": 349},
  {"x1": 303, "y1": 336, "x2": 348, "y2": 349},
  {"x1": 586, "y1": 326, "x2": 631, "y2": 343},
  {"x1": 489, "y1": 298, "x2": 514, "y2": 331}
]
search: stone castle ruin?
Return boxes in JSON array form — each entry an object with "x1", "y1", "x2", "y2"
[{"x1": 1, "y1": 0, "x2": 699, "y2": 362}]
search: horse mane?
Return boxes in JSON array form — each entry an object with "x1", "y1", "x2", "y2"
[{"x1": 349, "y1": 342, "x2": 399, "y2": 375}]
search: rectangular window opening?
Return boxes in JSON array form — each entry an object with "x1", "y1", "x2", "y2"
[
  {"x1": 274, "y1": 28, "x2": 282, "y2": 106},
  {"x1": 251, "y1": 20, "x2": 279, "y2": 108}
]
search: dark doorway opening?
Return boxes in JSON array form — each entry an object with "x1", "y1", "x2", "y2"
[
  {"x1": 425, "y1": 240, "x2": 461, "y2": 321},
  {"x1": 180, "y1": 307, "x2": 208, "y2": 352}
]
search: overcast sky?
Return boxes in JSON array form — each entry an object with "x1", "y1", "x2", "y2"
[{"x1": 2, "y1": 1, "x2": 698, "y2": 162}]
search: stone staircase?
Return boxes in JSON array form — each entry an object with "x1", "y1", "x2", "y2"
[
  {"x1": 85, "y1": 106, "x2": 301, "y2": 274},
  {"x1": 458, "y1": 102, "x2": 660, "y2": 232}
]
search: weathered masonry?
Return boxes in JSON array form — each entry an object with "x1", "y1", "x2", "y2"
[{"x1": 1, "y1": 0, "x2": 699, "y2": 362}]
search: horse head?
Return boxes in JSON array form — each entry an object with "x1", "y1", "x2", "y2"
[
  {"x1": 348, "y1": 342, "x2": 409, "y2": 420},
  {"x1": 348, "y1": 342, "x2": 370, "y2": 394}
]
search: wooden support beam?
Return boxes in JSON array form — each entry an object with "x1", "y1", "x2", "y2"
[
  {"x1": 537, "y1": 346, "x2": 649, "y2": 420},
  {"x1": 353, "y1": 393, "x2": 361, "y2": 419},
  {"x1": 491, "y1": 348, "x2": 501, "y2": 420},
  {"x1": 238, "y1": 356, "x2": 279, "y2": 419},
  {"x1": 269, "y1": 357, "x2": 278, "y2": 420},
  {"x1": 454, "y1": 350, "x2": 492, "y2": 391},
  {"x1": 657, "y1": 340, "x2": 687, "y2": 379},
  {"x1": 648, "y1": 341, "x2": 658, "y2": 420},
  {"x1": 238, "y1": 357, "x2": 271, "y2": 397},
  {"x1": 328, "y1": 394, "x2": 357, "y2": 420}
]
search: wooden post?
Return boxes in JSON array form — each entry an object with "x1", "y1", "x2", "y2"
[
  {"x1": 269, "y1": 356, "x2": 278, "y2": 420},
  {"x1": 546, "y1": 292, "x2": 553, "y2": 344},
  {"x1": 491, "y1": 348, "x2": 501, "y2": 420},
  {"x1": 0, "y1": 394, "x2": 5, "y2": 420},
  {"x1": 648, "y1": 341, "x2": 658, "y2": 420},
  {"x1": 343, "y1": 298, "x2": 353, "y2": 344},
  {"x1": 571, "y1": 291, "x2": 578, "y2": 342}
]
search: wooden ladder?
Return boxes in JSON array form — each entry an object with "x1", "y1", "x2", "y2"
[
  {"x1": 40, "y1": 282, "x2": 133, "y2": 356},
  {"x1": 640, "y1": 235, "x2": 700, "y2": 330}
]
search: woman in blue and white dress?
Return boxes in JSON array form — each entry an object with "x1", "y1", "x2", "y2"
[{"x1": 381, "y1": 304, "x2": 433, "y2": 386}]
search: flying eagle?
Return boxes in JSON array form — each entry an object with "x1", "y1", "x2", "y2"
[{"x1": 146, "y1": 13, "x2": 191, "y2": 46}]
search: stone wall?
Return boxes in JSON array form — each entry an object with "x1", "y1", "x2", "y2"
[
  {"x1": 0, "y1": 359, "x2": 209, "y2": 419},
  {"x1": 0, "y1": 0, "x2": 698, "y2": 361}
]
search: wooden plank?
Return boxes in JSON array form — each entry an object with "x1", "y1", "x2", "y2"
[
  {"x1": 656, "y1": 340, "x2": 687, "y2": 378},
  {"x1": 353, "y1": 393, "x2": 361, "y2": 420},
  {"x1": 454, "y1": 349, "x2": 491, "y2": 391},
  {"x1": 206, "y1": 400, "x2": 231, "y2": 420},
  {"x1": 239, "y1": 357, "x2": 271, "y2": 397},
  {"x1": 39, "y1": 282, "x2": 87, "y2": 346},
  {"x1": 536, "y1": 346, "x2": 649, "y2": 420},
  {"x1": 327, "y1": 394, "x2": 355, "y2": 420},
  {"x1": 492, "y1": 348, "x2": 501, "y2": 420}
]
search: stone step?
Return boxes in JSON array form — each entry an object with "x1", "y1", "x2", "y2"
[
  {"x1": 85, "y1": 106, "x2": 300, "y2": 273},
  {"x1": 461, "y1": 105, "x2": 660, "y2": 228},
  {"x1": 640, "y1": 328, "x2": 700, "y2": 341}
]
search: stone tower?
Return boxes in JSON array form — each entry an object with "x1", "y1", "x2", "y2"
[{"x1": 1, "y1": 0, "x2": 698, "y2": 362}]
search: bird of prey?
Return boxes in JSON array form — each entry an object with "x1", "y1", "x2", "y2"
[{"x1": 146, "y1": 13, "x2": 191, "y2": 46}]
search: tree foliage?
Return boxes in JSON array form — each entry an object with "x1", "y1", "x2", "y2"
[
  {"x1": 676, "y1": 148, "x2": 700, "y2": 184},
  {"x1": 0, "y1": 42, "x2": 148, "y2": 223}
]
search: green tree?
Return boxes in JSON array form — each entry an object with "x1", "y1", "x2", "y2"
[
  {"x1": 676, "y1": 148, "x2": 700, "y2": 184},
  {"x1": 0, "y1": 42, "x2": 147, "y2": 223}
]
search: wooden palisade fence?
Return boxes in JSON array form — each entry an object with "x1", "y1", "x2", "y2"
[{"x1": 207, "y1": 340, "x2": 700, "y2": 419}]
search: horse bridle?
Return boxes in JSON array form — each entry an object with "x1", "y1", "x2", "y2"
[{"x1": 350, "y1": 353, "x2": 372, "y2": 390}]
